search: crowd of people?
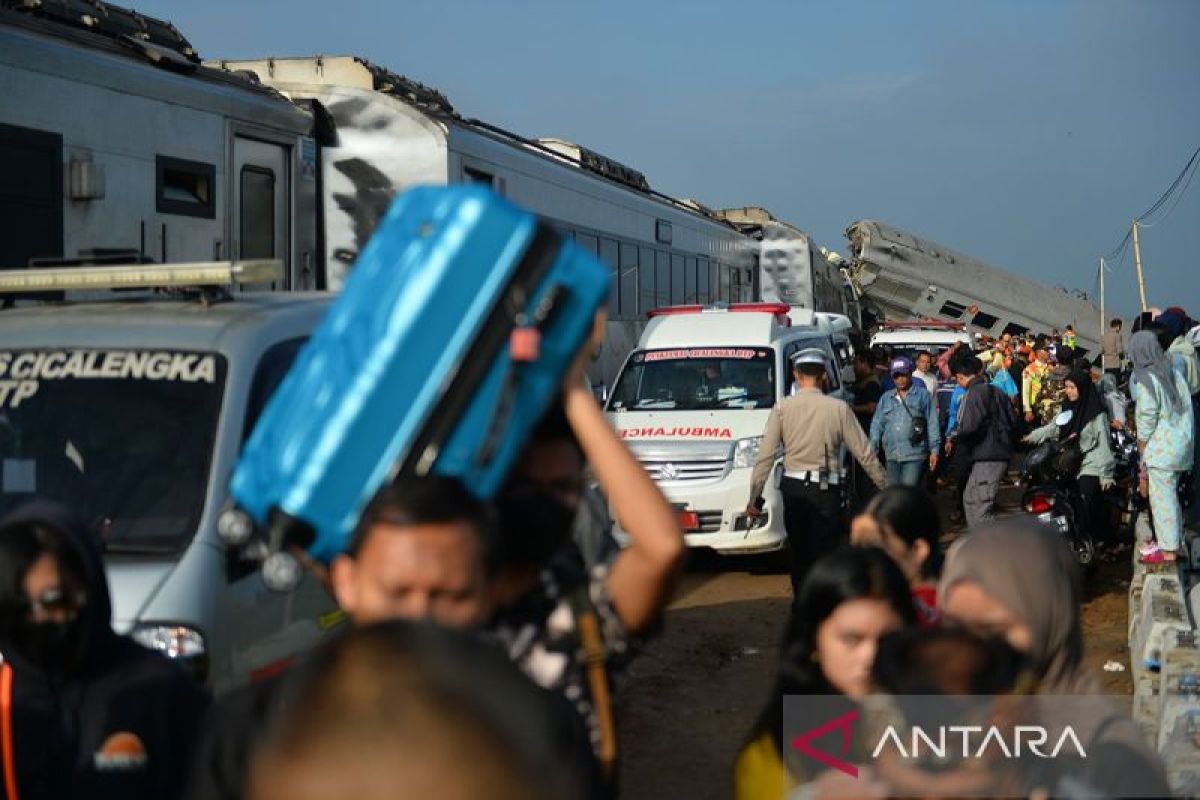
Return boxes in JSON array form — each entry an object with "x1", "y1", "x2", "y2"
[
  {"x1": 734, "y1": 306, "x2": 1199, "y2": 797},
  {"x1": 1, "y1": 307, "x2": 1198, "y2": 798}
]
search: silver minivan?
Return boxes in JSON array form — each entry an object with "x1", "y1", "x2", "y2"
[{"x1": 0, "y1": 291, "x2": 340, "y2": 691}]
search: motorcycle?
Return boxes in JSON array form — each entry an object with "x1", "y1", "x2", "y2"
[{"x1": 1020, "y1": 410, "x2": 1096, "y2": 569}]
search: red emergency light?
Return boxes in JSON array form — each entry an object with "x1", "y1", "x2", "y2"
[{"x1": 647, "y1": 302, "x2": 792, "y2": 324}]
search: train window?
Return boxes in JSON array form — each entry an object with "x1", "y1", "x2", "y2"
[
  {"x1": 575, "y1": 233, "x2": 598, "y2": 257},
  {"x1": 601, "y1": 238, "x2": 624, "y2": 318},
  {"x1": 1001, "y1": 322, "x2": 1029, "y2": 337},
  {"x1": 684, "y1": 257, "x2": 697, "y2": 302},
  {"x1": 718, "y1": 263, "x2": 732, "y2": 303},
  {"x1": 939, "y1": 300, "x2": 967, "y2": 319},
  {"x1": 637, "y1": 246, "x2": 655, "y2": 312},
  {"x1": 697, "y1": 258, "x2": 710, "y2": 303},
  {"x1": 239, "y1": 166, "x2": 275, "y2": 259},
  {"x1": 463, "y1": 166, "x2": 494, "y2": 187},
  {"x1": 626, "y1": 243, "x2": 648, "y2": 315},
  {"x1": 656, "y1": 251, "x2": 671, "y2": 308},
  {"x1": 671, "y1": 254, "x2": 686, "y2": 304},
  {"x1": 972, "y1": 310, "x2": 999, "y2": 330},
  {"x1": 156, "y1": 155, "x2": 215, "y2": 219}
]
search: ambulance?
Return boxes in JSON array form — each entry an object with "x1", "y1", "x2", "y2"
[{"x1": 605, "y1": 303, "x2": 854, "y2": 554}]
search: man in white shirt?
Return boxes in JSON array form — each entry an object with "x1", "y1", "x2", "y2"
[{"x1": 913, "y1": 350, "x2": 939, "y2": 395}]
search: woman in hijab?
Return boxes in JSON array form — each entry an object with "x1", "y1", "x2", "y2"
[
  {"x1": 1129, "y1": 330, "x2": 1195, "y2": 563},
  {"x1": 940, "y1": 518, "x2": 1169, "y2": 796},
  {"x1": 1022, "y1": 368, "x2": 1115, "y2": 542}
]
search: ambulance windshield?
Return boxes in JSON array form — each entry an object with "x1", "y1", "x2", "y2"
[
  {"x1": 608, "y1": 347, "x2": 776, "y2": 411},
  {"x1": 0, "y1": 349, "x2": 226, "y2": 554}
]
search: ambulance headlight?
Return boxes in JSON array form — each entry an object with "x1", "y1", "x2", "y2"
[
  {"x1": 132, "y1": 623, "x2": 208, "y2": 680},
  {"x1": 733, "y1": 437, "x2": 762, "y2": 468}
]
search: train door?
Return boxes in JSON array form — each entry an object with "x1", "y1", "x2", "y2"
[
  {"x1": 0, "y1": 123, "x2": 62, "y2": 270},
  {"x1": 231, "y1": 136, "x2": 289, "y2": 288}
]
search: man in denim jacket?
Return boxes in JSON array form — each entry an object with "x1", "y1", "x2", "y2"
[{"x1": 869, "y1": 356, "x2": 941, "y2": 487}]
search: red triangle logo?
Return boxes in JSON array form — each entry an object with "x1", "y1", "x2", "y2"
[{"x1": 790, "y1": 708, "x2": 860, "y2": 778}]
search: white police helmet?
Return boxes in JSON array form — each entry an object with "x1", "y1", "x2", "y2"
[{"x1": 790, "y1": 348, "x2": 828, "y2": 368}]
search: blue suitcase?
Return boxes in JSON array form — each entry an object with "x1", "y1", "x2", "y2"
[{"x1": 225, "y1": 186, "x2": 610, "y2": 564}]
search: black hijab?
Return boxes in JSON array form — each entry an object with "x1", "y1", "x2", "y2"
[{"x1": 1060, "y1": 369, "x2": 1105, "y2": 440}]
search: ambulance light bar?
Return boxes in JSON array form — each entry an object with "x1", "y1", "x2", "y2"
[
  {"x1": 879, "y1": 319, "x2": 965, "y2": 331},
  {"x1": 0, "y1": 259, "x2": 282, "y2": 294},
  {"x1": 647, "y1": 302, "x2": 792, "y2": 320}
]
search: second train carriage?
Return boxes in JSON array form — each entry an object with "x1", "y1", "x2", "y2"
[{"x1": 210, "y1": 55, "x2": 764, "y2": 389}]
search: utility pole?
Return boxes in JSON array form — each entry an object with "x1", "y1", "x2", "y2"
[
  {"x1": 1099, "y1": 257, "x2": 1105, "y2": 332},
  {"x1": 1132, "y1": 219, "x2": 1148, "y2": 313}
]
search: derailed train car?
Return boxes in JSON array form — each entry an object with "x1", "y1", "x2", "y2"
[{"x1": 845, "y1": 218, "x2": 1100, "y2": 356}]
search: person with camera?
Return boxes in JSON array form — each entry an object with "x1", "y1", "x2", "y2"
[
  {"x1": 1022, "y1": 369, "x2": 1115, "y2": 543},
  {"x1": 869, "y1": 356, "x2": 941, "y2": 487}
]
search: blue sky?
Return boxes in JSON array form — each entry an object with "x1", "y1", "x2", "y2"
[{"x1": 144, "y1": 0, "x2": 1199, "y2": 317}]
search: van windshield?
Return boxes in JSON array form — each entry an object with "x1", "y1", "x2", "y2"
[
  {"x1": 0, "y1": 349, "x2": 226, "y2": 554},
  {"x1": 608, "y1": 347, "x2": 776, "y2": 411}
]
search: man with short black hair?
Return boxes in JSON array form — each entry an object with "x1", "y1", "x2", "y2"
[
  {"x1": 188, "y1": 476, "x2": 515, "y2": 800},
  {"x1": 1101, "y1": 318, "x2": 1124, "y2": 377},
  {"x1": 851, "y1": 349, "x2": 882, "y2": 430},
  {"x1": 330, "y1": 477, "x2": 500, "y2": 629},
  {"x1": 912, "y1": 350, "x2": 938, "y2": 396},
  {"x1": 951, "y1": 355, "x2": 1016, "y2": 527}
]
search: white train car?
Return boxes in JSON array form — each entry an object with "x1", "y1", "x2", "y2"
[
  {"x1": 715, "y1": 206, "x2": 860, "y2": 325},
  {"x1": 210, "y1": 56, "x2": 761, "y2": 388},
  {"x1": 0, "y1": 1, "x2": 317, "y2": 286}
]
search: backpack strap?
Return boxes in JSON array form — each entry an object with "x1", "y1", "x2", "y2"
[
  {"x1": 567, "y1": 585, "x2": 617, "y2": 779},
  {"x1": 1, "y1": 661, "x2": 17, "y2": 800}
]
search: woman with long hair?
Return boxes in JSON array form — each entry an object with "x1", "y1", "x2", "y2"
[
  {"x1": 734, "y1": 547, "x2": 915, "y2": 799},
  {"x1": 850, "y1": 485, "x2": 944, "y2": 627}
]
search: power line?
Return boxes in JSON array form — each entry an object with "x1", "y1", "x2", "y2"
[
  {"x1": 1101, "y1": 143, "x2": 1200, "y2": 261},
  {"x1": 1139, "y1": 149, "x2": 1200, "y2": 228}
]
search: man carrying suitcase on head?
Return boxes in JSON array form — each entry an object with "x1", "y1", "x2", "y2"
[{"x1": 745, "y1": 348, "x2": 888, "y2": 598}]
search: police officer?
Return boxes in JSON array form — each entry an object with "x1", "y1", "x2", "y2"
[{"x1": 745, "y1": 348, "x2": 888, "y2": 597}]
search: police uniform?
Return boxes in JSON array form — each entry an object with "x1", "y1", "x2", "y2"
[{"x1": 748, "y1": 349, "x2": 888, "y2": 596}]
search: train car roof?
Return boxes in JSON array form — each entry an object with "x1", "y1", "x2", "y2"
[
  {"x1": 210, "y1": 54, "x2": 746, "y2": 232},
  {"x1": 1, "y1": 0, "x2": 309, "y2": 115}
]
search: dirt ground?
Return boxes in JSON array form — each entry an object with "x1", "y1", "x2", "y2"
[{"x1": 616, "y1": 484, "x2": 1136, "y2": 799}]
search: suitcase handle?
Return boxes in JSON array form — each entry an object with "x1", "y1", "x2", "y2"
[{"x1": 475, "y1": 284, "x2": 567, "y2": 466}]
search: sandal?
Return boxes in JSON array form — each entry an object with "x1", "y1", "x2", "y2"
[
  {"x1": 1139, "y1": 541, "x2": 1161, "y2": 557},
  {"x1": 1140, "y1": 549, "x2": 1177, "y2": 565}
]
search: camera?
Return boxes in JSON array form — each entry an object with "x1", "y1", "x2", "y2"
[{"x1": 910, "y1": 416, "x2": 928, "y2": 446}]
